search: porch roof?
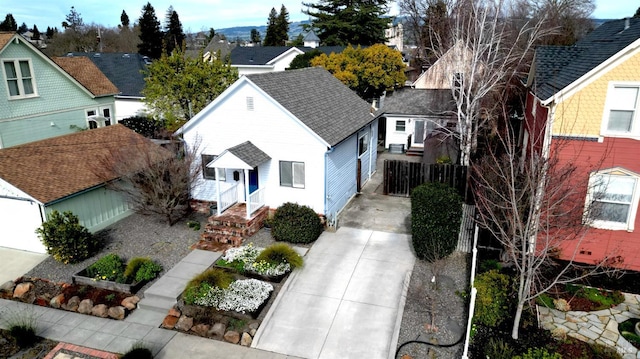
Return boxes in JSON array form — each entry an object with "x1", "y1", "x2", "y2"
[{"x1": 207, "y1": 141, "x2": 271, "y2": 170}]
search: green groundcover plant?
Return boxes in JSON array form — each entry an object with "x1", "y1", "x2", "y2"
[{"x1": 86, "y1": 254, "x2": 162, "y2": 284}]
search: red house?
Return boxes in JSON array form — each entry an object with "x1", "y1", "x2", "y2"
[{"x1": 524, "y1": 18, "x2": 640, "y2": 271}]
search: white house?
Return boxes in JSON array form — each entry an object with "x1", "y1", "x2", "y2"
[{"x1": 176, "y1": 67, "x2": 378, "y2": 226}]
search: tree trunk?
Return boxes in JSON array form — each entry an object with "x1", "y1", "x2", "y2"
[{"x1": 511, "y1": 301, "x2": 524, "y2": 340}]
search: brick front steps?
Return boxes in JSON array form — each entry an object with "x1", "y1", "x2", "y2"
[{"x1": 192, "y1": 204, "x2": 269, "y2": 251}]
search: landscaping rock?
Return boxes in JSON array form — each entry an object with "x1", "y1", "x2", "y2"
[
  {"x1": 63, "y1": 296, "x2": 81, "y2": 312},
  {"x1": 168, "y1": 307, "x2": 181, "y2": 317},
  {"x1": 249, "y1": 321, "x2": 260, "y2": 331},
  {"x1": 108, "y1": 306, "x2": 126, "y2": 320},
  {"x1": 250, "y1": 328, "x2": 257, "y2": 336},
  {"x1": 50, "y1": 294, "x2": 64, "y2": 309},
  {"x1": 162, "y1": 315, "x2": 179, "y2": 329},
  {"x1": 13, "y1": 282, "x2": 33, "y2": 300},
  {"x1": 121, "y1": 296, "x2": 140, "y2": 310},
  {"x1": 240, "y1": 332, "x2": 252, "y2": 346},
  {"x1": 175, "y1": 316, "x2": 194, "y2": 331},
  {"x1": 224, "y1": 330, "x2": 240, "y2": 344},
  {"x1": 91, "y1": 304, "x2": 109, "y2": 318},
  {"x1": 209, "y1": 323, "x2": 226, "y2": 338},
  {"x1": 0, "y1": 280, "x2": 15, "y2": 295},
  {"x1": 78, "y1": 299, "x2": 94, "y2": 314},
  {"x1": 191, "y1": 323, "x2": 210, "y2": 337}
]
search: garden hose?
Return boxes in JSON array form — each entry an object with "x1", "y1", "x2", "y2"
[{"x1": 395, "y1": 332, "x2": 464, "y2": 358}]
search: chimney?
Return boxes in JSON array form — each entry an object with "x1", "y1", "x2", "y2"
[{"x1": 625, "y1": 18, "x2": 630, "y2": 31}]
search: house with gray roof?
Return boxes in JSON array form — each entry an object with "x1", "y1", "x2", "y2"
[
  {"x1": 176, "y1": 67, "x2": 377, "y2": 225},
  {"x1": 68, "y1": 52, "x2": 150, "y2": 122},
  {"x1": 229, "y1": 45, "x2": 354, "y2": 75},
  {"x1": 378, "y1": 88, "x2": 457, "y2": 161}
]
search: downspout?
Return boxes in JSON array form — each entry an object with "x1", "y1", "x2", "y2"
[
  {"x1": 215, "y1": 166, "x2": 222, "y2": 216},
  {"x1": 368, "y1": 124, "x2": 373, "y2": 180}
]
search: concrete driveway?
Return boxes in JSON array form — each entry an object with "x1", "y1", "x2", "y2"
[
  {"x1": 252, "y1": 227, "x2": 415, "y2": 359},
  {"x1": 252, "y1": 151, "x2": 416, "y2": 358},
  {"x1": 0, "y1": 247, "x2": 48, "y2": 284}
]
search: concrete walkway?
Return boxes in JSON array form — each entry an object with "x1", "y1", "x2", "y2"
[
  {"x1": 539, "y1": 292, "x2": 640, "y2": 358},
  {"x1": 0, "y1": 247, "x2": 47, "y2": 284},
  {"x1": 252, "y1": 227, "x2": 415, "y2": 359}
]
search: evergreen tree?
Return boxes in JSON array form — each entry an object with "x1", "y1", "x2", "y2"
[
  {"x1": 263, "y1": 7, "x2": 279, "y2": 46},
  {"x1": 164, "y1": 6, "x2": 185, "y2": 55},
  {"x1": 46, "y1": 26, "x2": 55, "y2": 39},
  {"x1": 635, "y1": 6, "x2": 640, "y2": 18},
  {"x1": 303, "y1": 0, "x2": 392, "y2": 46},
  {"x1": 62, "y1": 6, "x2": 83, "y2": 31},
  {"x1": 275, "y1": 5, "x2": 290, "y2": 45},
  {"x1": 250, "y1": 29, "x2": 261, "y2": 44},
  {"x1": 138, "y1": 2, "x2": 163, "y2": 59},
  {"x1": 121, "y1": 10, "x2": 130, "y2": 28},
  {"x1": 32, "y1": 25, "x2": 40, "y2": 40},
  {"x1": 0, "y1": 14, "x2": 17, "y2": 31},
  {"x1": 18, "y1": 22, "x2": 28, "y2": 34}
]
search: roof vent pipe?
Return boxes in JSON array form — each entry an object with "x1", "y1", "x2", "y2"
[{"x1": 625, "y1": 18, "x2": 630, "y2": 30}]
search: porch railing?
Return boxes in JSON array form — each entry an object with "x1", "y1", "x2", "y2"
[
  {"x1": 219, "y1": 183, "x2": 238, "y2": 213},
  {"x1": 248, "y1": 188, "x2": 265, "y2": 217}
]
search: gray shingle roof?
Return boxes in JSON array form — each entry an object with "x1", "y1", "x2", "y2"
[
  {"x1": 230, "y1": 46, "x2": 295, "y2": 65},
  {"x1": 303, "y1": 30, "x2": 320, "y2": 42},
  {"x1": 381, "y1": 88, "x2": 456, "y2": 116},
  {"x1": 227, "y1": 141, "x2": 271, "y2": 168},
  {"x1": 247, "y1": 67, "x2": 375, "y2": 146},
  {"x1": 533, "y1": 18, "x2": 640, "y2": 101},
  {"x1": 69, "y1": 52, "x2": 148, "y2": 97}
]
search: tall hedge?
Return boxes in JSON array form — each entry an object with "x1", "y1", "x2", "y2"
[{"x1": 411, "y1": 182, "x2": 462, "y2": 261}]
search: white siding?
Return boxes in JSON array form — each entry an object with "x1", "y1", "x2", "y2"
[
  {"x1": 114, "y1": 98, "x2": 147, "y2": 122},
  {"x1": 385, "y1": 115, "x2": 414, "y2": 150},
  {"x1": 0, "y1": 197, "x2": 45, "y2": 253},
  {"x1": 183, "y1": 82, "x2": 328, "y2": 214}
]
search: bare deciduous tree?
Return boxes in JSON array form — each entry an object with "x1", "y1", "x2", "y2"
[
  {"x1": 472, "y1": 105, "x2": 620, "y2": 339},
  {"x1": 93, "y1": 136, "x2": 201, "y2": 226}
]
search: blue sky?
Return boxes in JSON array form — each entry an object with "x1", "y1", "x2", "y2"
[{"x1": 4, "y1": 0, "x2": 638, "y2": 32}]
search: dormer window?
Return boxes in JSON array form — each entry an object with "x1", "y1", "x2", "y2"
[{"x1": 3, "y1": 59, "x2": 37, "y2": 99}]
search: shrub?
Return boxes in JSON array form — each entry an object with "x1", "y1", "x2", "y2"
[
  {"x1": 87, "y1": 253, "x2": 126, "y2": 282},
  {"x1": 536, "y1": 293, "x2": 555, "y2": 308},
  {"x1": 271, "y1": 202, "x2": 323, "y2": 244},
  {"x1": 120, "y1": 115, "x2": 164, "y2": 138},
  {"x1": 410, "y1": 182, "x2": 462, "y2": 261},
  {"x1": 124, "y1": 257, "x2": 163, "y2": 283},
  {"x1": 255, "y1": 243, "x2": 303, "y2": 269},
  {"x1": 484, "y1": 337, "x2": 515, "y2": 359},
  {"x1": 514, "y1": 347, "x2": 562, "y2": 359},
  {"x1": 1, "y1": 307, "x2": 38, "y2": 348},
  {"x1": 121, "y1": 343, "x2": 153, "y2": 359},
  {"x1": 36, "y1": 210, "x2": 100, "y2": 264},
  {"x1": 474, "y1": 270, "x2": 512, "y2": 328}
]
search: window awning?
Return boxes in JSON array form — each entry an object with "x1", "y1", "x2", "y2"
[{"x1": 206, "y1": 141, "x2": 271, "y2": 170}]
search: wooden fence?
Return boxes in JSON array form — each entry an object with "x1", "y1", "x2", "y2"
[{"x1": 383, "y1": 160, "x2": 468, "y2": 198}]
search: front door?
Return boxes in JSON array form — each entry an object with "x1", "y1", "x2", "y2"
[
  {"x1": 248, "y1": 168, "x2": 259, "y2": 194},
  {"x1": 414, "y1": 119, "x2": 425, "y2": 146}
]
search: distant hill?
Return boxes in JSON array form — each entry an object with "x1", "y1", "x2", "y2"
[{"x1": 217, "y1": 21, "x2": 310, "y2": 41}]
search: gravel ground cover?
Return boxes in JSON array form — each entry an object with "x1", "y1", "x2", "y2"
[{"x1": 396, "y1": 252, "x2": 471, "y2": 358}]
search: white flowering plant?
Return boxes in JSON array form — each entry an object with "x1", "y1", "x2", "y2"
[
  {"x1": 217, "y1": 242, "x2": 299, "y2": 277},
  {"x1": 194, "y1": 278, "x2": 273, "y2": 313}
]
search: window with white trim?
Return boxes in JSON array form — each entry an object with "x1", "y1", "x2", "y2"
[
  {"x1": 86, "y1": 106, "x2": 113, "y2": 129},
  {"x1": 280, "y1": 161, "x2": 304, "y2": 188},
  {"x1": 395, "y1": 120, "x2": 406, "y2": 132},
  {"x1": 358, "y1": 131, "x2": 369, "y2": 157},
  {"x1": 587, "y1": 169, "x2": 640, "y2": 231},
  {"x1": 3, "y1": 59, "x2": 36, "y2": 99},
  {"x1": 201, "y1": 154, "x2": 225, "y2": 180},
  {"x1": 603, "y1": 84, "x2": 640, "y2": 136}
]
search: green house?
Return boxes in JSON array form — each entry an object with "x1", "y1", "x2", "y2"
[{"x1": 0, "y1": 32, "x2": 118, "y2": 148}]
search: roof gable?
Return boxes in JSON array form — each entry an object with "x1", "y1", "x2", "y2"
[
  {"x1": 0, "y1": 125, "x2": 166, "y2": 204},
  {"x1": 246, "y1": 67, "x2": 375, "y2": 146},
  {"x1": 52, "y1": 57, "x2": 119, "y2": 97},
  {"x1": 532, "y1": 18, "x2": 640, "y2": 102},
  {"x1": 231, "y1": 46, "x2": 295, "y2": 65}
]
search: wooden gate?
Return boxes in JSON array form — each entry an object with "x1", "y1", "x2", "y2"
[{"x1": 383, "y1": 160, "x2": 468, "y2": 198}]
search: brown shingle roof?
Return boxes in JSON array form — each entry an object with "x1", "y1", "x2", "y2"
[
  {"x1": 53, "y1": 57, "x2": 119, "y2": 97},
  {"x1": 0, "y1": 32, "x2": 14, "y2": 50},
  {"x1": 0, "y1": 125, "x2": 169, "y2": 204}
]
